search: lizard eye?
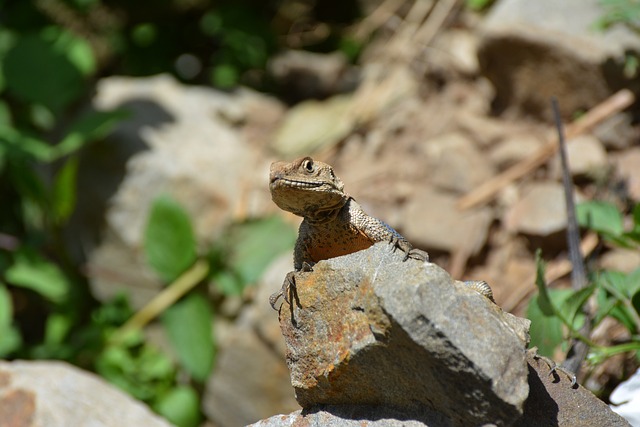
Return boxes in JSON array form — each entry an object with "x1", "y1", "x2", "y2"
[{"x1": 303, "y1": 159, "x2": 314, "y2": 173}]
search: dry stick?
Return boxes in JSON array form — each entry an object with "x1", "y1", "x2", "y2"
[
  {"x1": 110, "y1": 259, "x2": 209, "y2": 344},
  {"x1": 352, "y1": 0, "x2": 407, "y2": 41},
  {"x1": 553, "y1": 97, "x2": 591, "y2": 375},
  {"x1": 502, "y1": 233, "x2": 598, "y2": 313},
  {"x1": 457, "y1": 89, "x2": 635, "y2": 211},
  {"x1": 414, "y1": 0, "x2": 458, "y2": 45}
]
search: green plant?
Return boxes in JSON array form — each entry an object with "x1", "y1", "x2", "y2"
[
  {"x1": 597, "y1": 0, "x2": 640, "y2": 31},
  {"x1": 528, "y1": 202, "x2": 640, "y2": 373}
]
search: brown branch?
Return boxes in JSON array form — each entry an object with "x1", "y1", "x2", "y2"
[{"x1": 457, "y1": 89, "x2": 635, "y2": 211}]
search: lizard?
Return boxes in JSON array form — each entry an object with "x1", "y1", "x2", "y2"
[{"x1": 268, "y1": 156, "x2": 494, "y2": 309}]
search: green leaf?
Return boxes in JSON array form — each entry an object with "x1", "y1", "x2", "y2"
[
  {"x1": 2, "y1": 31, "x2": 87, "y2": 112},
  {"x1": 633, "y1": 203, "x2": 640, "y2": 229},
  {"x1": 211, "y1": 270, "x2": 244, "y2": 295},
  {"x1": 576, "y1": 201, "x2": 624, "y2": 236},
  {"x1": 48, "y1": 27, "x2": 96, "y2": 76},
  {"x1": 52, "y1": 109, "x2": 128, "y2": 159},
  {"x1": 527, "y1": 292, "x2": 565, "y2": 358},
  {"x1": 558, "y1": 285, "x2": 596, "y2": 331},
  {"x1": 162, "y1": 293, "x2": 214, "y2": 382},
  {"x1": 97, "y1": 340, "x2": 175, "y2": 401},
  {"x1": 153, "y1": 386, "x2": 201, "y2": 427},
  {"x1": 51, "y1": 156, "x2": 79, "y2": 224},
  {"x1": 144, "y1": 195, "x2": 197, "y2": 282},
  {"x1": 0, "y1": 124, "x2": 54, "y2": 161},
  {"x1": 6, "y1": 250, "x2": 71, "y2": 303},
  {"x1": 534, "y1": 250, "x2": 556, "y2": 316},
  {"x1": 597, "y1": 270, "x2": 640, "y2": 333},
  {"x1": 212, "y1": 63, "x2": 238, "y2": 88},
  {"x1": 0, "y1": 283, "x2": 22, "y2": 356},
  {"x1": 224, "y1": 216, "x2": 296, "y2": 287},
  {"x1": 44, "y1": 311, "x2": 74, "y2": 346}
]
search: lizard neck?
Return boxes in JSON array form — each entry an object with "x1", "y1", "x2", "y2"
[{"x1": 305, "y1": 195, "x2": 351, "y2": 225}]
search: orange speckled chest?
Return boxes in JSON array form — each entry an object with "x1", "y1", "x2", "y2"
[{"x1": 305, "y1": 222, "x2": 375, "y2": 263}]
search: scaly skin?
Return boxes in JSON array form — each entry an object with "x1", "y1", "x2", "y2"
[{"x1": 269, "y1": 157, "x2": 493, "y2": 308}]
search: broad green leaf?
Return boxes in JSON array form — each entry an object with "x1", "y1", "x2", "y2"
[
  {"x1": 211, "y1": 270, "x2": 244, "y2": 295},
  {"x1": 2, "y1": 32, "x2": 86, "y2": 111},
  {"x1": 5, "y1": 250, "x2": 71, "y2": 303},
  {"x1": 212, "y1": 63, "x2": 238, "y2": 88},
  {"x1": 144, "y1": 196, "x2": 197, "y2": 282},
  {"x1": 45, "y1": 26, "x2": 96, "y2": 76},
  {"x1": 153, "y1": 386, "x2": 201, "y2": 427},
  {"x1": 633, "y1": 203, "x2": 640, "y2": 229},
  {"x1": 97, "y1": 340, "x2": 175, "y2": 401},
  {"x1": 0, "y1": 283, "x2": 21, "y2": 356},
  {"x1": 558, "y1": 284, "x2": 596, "y2": 331},
  {"x1": 0, "y1": 124, "x2": 54, "y2": 161},
  {"x1": 527, "y1": 293, "x2": 565, "y2": 358},
  {"x1": 224, "y1": 216, "x2": 296, "y2": 286},
  {"x1": 52, "y1": 109, "x2": 128, "y2": 159},
  {"x1": 0, "y1": 100, "x2": 11, "y2": 125},
  {"x1": 162, "y1": 293, "x2": 214, "y2": 382},
  {"x1": 597, "y1": 270, "x2": 640, "y2": 333},
  {"x1": 51, "y1": 156, "x2": 79, "y2": 224},
  {"x1": 0, "y1": 283, "x2": 12, "y2": 328},
  {"x1": 534, "y1": 250, "x2": 556, "y2": 316},
  {"x1": 576, "y1": 201, "x2": 624, "y2": 236},
  {"x1": 44, "y1": 311, "x2": 74, "y2": 346}
]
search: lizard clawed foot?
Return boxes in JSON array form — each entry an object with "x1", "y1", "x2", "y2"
[
  {"x1": 269, "y1": 263, "x2": 313, "y2": 310},
  {"x1": 269, "y1": 272, "x2": 296, "y2": 310},
  {"x1": 528, "y1": 347, "x2": 578, "y2": 387},
  {"x1": 388, "y1": 236, "x2": 429, "y2": 262}
]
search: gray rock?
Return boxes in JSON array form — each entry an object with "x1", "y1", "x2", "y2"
[
  {"x1": 613, "y1": 147, "x2": 640, "y2": 202},
  {"x1": 267, "y1": 50, "x2": 358, "y2": 102},
  {"x1": 248, "y1": 406, "x2": 450, "y2": 427},
  {"x1": 593, "y1": 113, "x2": 639, "y2": 150},
  {"x1": 270, "y1": 94, "x2": 355, "y2": 156},
  {"x1": 549, "y1": 134, "x2": 608, "y2": 178},
  {"x1": 478, "y1": 0, "x2": 640, "y2": 118},
  {"x1": 402, "y1": 188, "x2": 493, "y2": 255},
  {"x1": 489, "y1": 133, "x2": 545, "y2": 169},
  {"x1": 519, "y1": 352, "x2": 631, "y2": 426},
  {"x1": 426, "y1": 132, "x2": 496, "y2": 194},
  {"x1": 274, "y1": 243, "x2": 530, "y2": 426},
  {"x1": 504, "y1": 182, "x2": 581, "y2": 236},
  {"x1": 256, "y1": 244, "x2": 629, "y2": 427},
  {"x1": 0, "y1": 360, "x2": 171, "y2": 427}
]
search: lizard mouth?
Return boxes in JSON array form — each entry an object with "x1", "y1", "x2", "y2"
[{"x1": 271, "y1": 177, "x2": 325, "y2": 189}]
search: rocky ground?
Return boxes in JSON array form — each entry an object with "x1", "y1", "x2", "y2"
[{"x1": 3, "y1": 0, "x2": 639, "y2": 426}]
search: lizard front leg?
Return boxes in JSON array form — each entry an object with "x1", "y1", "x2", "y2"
[
  {"x1": 269, "y1": 262, "x2": 313, "y2": 310},
  {"x1": 389, "y1": 234, "x2": 429, "y2": 262}
]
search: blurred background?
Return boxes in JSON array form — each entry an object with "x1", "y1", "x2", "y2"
[{"x1": 1, "y1": 0, "x2": 639, "y2": 426}]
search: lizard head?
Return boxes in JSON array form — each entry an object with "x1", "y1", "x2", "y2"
[{"x1": 269, "y1": 157, "x2": 348, "y2": 220}]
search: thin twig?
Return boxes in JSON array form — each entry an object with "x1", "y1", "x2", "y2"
[
  {"x1": 352, "y1": 0, "x2": 407, "y2": 41},
  {"x1": 414, "y1": 0, "x2": 459, "y2": 46},
  {"x1": 553, "y1": 97, "x2": 591, "y2": 374},
  {"x1": 109, "y1": 259, "x2": 209, "y2": 344},
  {"x1": 457, "y1": 89, "x2": 635, "y2": 211}
]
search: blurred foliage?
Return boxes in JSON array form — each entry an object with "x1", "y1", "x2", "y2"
[
  {"x1": 597, "y1": 0, "x2": 640, "y2": 32},
  {"x1": 528, "y1": 202, "x2": 640, "y2": 378},
  {"x1": 465, "y1": 0, "x2": 496, "y2": 12},
  {"x1": 1, "y1": 0, "x2": 362, "y2": 89},
  {"x1": 0, "y1": 0, "x2": 354, "y2": 425}
]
